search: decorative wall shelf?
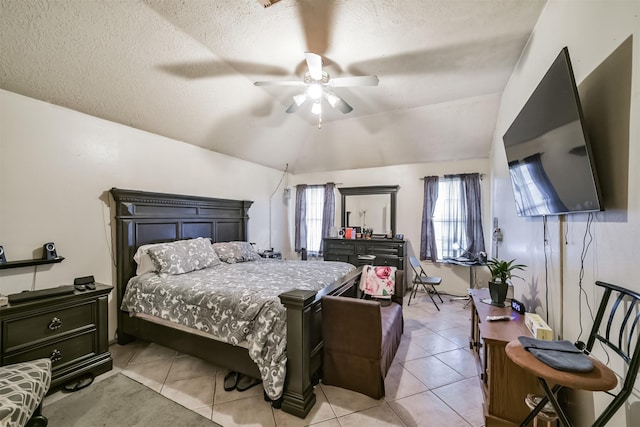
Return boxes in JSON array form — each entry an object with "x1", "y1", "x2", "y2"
[{"x1": 0, "y1": 257, "x2": 64, "y2": 270}]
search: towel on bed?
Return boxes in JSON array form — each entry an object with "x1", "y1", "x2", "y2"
[{"x1": 360, "y1": 265, "x2": 397, "y2": 299}]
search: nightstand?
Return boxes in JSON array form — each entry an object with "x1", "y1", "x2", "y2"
[{"x1": 0, "y1": 284, "x2": 113, "y2": 391}]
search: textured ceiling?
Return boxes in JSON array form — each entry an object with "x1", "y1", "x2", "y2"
[{"x1": 0, "y1": 0, "x2": 547, "y2": 174}]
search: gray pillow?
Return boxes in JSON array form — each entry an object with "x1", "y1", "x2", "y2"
[
  {"x1": 212, "y1": 241, "x2": 260, "y2": 263},
  {"x1": 147, "y1": 238, "x2": 221, "y2": 275}
]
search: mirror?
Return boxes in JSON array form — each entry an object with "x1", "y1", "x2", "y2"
[{"x1": 339, "y1": 186, "x2": 399, "y2": 237}]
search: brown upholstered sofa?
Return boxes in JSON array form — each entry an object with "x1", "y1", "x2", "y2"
[{"x1": 321, "y1": 270, "x2": 404, "y2": 399}]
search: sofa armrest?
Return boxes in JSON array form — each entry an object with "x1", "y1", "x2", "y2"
[{"x1": 321, "y1": 295, "x2": 382, "y2": 359}]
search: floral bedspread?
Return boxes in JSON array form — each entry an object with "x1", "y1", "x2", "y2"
[{"x1": 121, "y1": 259, "x2": 355, "y2": 399}]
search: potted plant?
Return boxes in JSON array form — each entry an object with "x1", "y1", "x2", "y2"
[
  {"x1": 363, "y1": 227, "x2": 374, "y2": 239},
  {"x1": 486, "y1": 258, "x2": 526, "y2": 306}
]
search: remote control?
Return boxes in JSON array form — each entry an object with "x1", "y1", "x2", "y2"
[{"x1": 486, "y1": 315, "x2": 512, "y2": 321}]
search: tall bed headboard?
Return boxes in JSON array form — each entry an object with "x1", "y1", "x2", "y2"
[{"x1": 109, "y1": 188, "x2": 253, "y2": 303}]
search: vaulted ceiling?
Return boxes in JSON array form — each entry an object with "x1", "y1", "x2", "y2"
[{"x1": 0, "y1": 0, "x2": 547, "y2": 174}]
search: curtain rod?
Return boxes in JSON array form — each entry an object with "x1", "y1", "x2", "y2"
[
  {"x1": 295, "y1": 182, "x2": 343, "y2": 187},
  {"x1": 419, "y1": 173, "x2": 485, "y2": 180}
]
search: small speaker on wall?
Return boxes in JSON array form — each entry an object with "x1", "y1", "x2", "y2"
[
  {"x1": 0, "y1": 245, "x2": 6, "y2": 264},
  {"x1": 43, "y1": 242, "x2": 58, "y2": 260}
]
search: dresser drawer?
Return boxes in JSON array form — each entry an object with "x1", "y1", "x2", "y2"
[
  {"x1": 324, "y1": 253, "x2": 351, "y2": 263},
  {"x1": 366, "y1": 243, "x2": 402, "y2": 256},
  {"x1": 325, "y1": 240, "x2": 356, "y2": 255},
  {"x1": 324, "y1": 238, "x2": 405, "y2": 271},
  {"x1": 2, "y1": 301, "x2": 95, "y2": 352},
  {"x1": 3, "y1": 330, "x2": 96, "y2": 370}
]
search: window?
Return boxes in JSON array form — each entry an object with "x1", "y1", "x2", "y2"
[
  {"x1": 305, "y1": 186, "x2": 325, "y2": 255},
  {"x1": 420, "y1": 174, "x2": 485, "y2": 261},
  {"x1": 509, "y1": 162, "x2": 548, "y2": 216},
  {"x1": 295, "y1": 183, "x2": 336, "y2": 257},
  {"x1": 508, "y1": 155, "x2": 567, "y2": 216},
  {"x1": 433, "y1": 178, "x2": 468, "y2": 259}
]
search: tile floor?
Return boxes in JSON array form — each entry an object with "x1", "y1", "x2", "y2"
[{"x1": 45, "y1": 293, "x2": 485, "y2": 427}]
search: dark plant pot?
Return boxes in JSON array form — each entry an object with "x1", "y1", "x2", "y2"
[{"x1": 489, "y1": 280, "x2": 508, "y2": 306}]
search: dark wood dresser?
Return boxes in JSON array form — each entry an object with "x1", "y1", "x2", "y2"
[
  {"x1": 323, "y1": 237, "x2": 406, "y2": 269},
  {"x1": 0, "y1": 284, "x2": 113, "y2": 390}
]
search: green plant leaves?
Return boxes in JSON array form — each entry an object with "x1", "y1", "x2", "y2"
[{"x1": 486, "y1": 258, "x2": 526, "y2": 283}]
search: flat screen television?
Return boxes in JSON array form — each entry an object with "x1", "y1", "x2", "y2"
[{"x1": 502, "y1": 47, "x2": 602, "y2": 217}]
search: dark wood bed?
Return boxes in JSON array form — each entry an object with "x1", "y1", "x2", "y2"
[{"x1": 109, "y1": 188, "x2": 362, "y2": 418}]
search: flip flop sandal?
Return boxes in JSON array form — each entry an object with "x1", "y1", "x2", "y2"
[
  {"x1": 223, "y1": 371, "x2": 239, "y2": 391},
  {"x1": 236, "y1": 374, "x2": 261, "y2": 392},
  {"x1": 63, "y1": 373, "x2": 95, "y2": 392}
]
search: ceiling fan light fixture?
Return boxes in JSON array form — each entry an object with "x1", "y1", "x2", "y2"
[
  {"x1": 326, "y1": 93, "x2": 339, "y2": 108},
  {"x1": 292, "y1": 93, "x2": 307, "y2": 106},
  {"x1": 307, "y1": 84, "x2": 322, "y2": 100},
  {"x1": 253, "y1": 51, "x2": 377, "y2": 119},
  {"x1": 311, "y1": 101, "x2": 322, "y2": 115}
]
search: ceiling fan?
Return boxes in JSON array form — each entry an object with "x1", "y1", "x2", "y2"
[{"x1": 253, "y1": 52, "x2": 378, "y2": 123}]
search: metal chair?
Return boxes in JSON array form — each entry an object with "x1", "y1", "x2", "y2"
[
  {"x1": 408, "y1": 256, "x2": 442, "y2": 309},
  {"x1": 506, "y1": 281, "x2": 640, "y2": 426}
]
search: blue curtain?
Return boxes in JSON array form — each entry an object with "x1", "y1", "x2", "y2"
[
  {"x1": 294, "y1": 185, "x2": 307, "y2": 253},
  {"x1": 319, "y1": 183, "x2": 335, "y2": 255},
  {"x1": 461, "y1": 173, "x2": 486, "y2": 256},
  {"x1": 420, "y1": 176, "x2": 439, "y2": 261}
]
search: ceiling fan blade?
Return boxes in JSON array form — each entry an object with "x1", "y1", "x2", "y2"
[
  {"x1": 297, "y1": 0, "x2": 335, "y2": 55},
  {"x1": 286, "y1": 94, "x2": 308, "y2": 113},
  {"x1": 158, "y1": 60, "x2": 290, "y2": 80},
  {"x1": 254, "y1": 80, "x2": 306, "y2": 87},
  {"x1": 286, "y1": 102, "x2": 301, "y2": 114},
  {"x1": 335, "y1": 97, "x2": 353, "y2": 114},
  {"x1": 329, "y1": 75, "x2": 379, "y2": 87},
  {"x1": 325, "y1": 93, "x2": 353, "y2": 114},
  {"x1": 305, "y1": 52, "x2": 323, "y2": 81}
]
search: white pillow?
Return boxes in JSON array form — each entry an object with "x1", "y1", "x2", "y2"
[{"x1": 134, "y1": 243, "x2": 161, "y2": 275}]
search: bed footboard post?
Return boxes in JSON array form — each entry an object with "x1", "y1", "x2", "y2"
[{"x1": 279, "y1": 289, "x2": 318, "y2": 418}]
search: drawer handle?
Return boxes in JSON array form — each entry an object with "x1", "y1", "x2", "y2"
[
  {"x1": 50, "y1": 349, "x2": 63, "y2": 363},
  {"x1": 48, "y1": 317, "x2": 63, "y2": 330}
]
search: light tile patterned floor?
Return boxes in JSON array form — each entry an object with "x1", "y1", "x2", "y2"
[{"x1": 45, "y1": 293, "x2": 485, "y2": 426}]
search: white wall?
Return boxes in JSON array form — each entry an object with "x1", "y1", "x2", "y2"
[
  {"x1": 291, "y1": 159, "x2": 492, "y2": 297},
  {"x1": 489, "y1": 1, "x2": 640, "y2": 425},
  {"x1": 0, "y1": 90, "x2": 289, "y2": 342}
]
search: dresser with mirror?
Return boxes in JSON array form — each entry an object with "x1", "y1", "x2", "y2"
[{"x1": 323, "y1": 185, "x2": 406, "y2": 288}]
